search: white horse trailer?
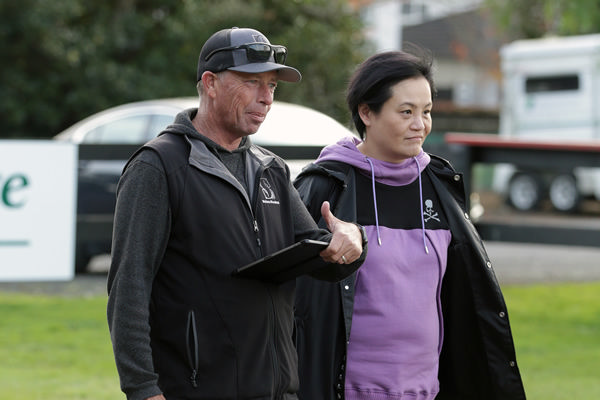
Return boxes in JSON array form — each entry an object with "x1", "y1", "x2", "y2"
[{"x1": 493, "y1": 34, "x2": 600, "y2": 212}]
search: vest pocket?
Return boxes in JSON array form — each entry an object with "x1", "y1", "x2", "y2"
[{"x1": 186, "y1": 310, "x2": 199, "y2": 388}]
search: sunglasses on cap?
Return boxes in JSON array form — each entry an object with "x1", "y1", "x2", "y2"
[{"x1": 205, "y1": 42, "x2": 288, "y2": 65}]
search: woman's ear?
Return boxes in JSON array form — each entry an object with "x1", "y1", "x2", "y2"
[{"x1": 357, "y1": 103, "x2": 371, "y2": 127}]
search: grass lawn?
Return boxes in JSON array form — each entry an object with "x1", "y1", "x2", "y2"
[
  {"x1": 0, "y1": 281, "x2": 599, "y2": 399},
  {"x1": 0, "y1": 293, "x2": 122, "y2": 400},
  {"x1": 503, "y1": 282, "x2": 600, "y2": 399}
]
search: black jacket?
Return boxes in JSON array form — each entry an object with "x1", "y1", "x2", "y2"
[
  {"x1": 146, "y1": 131, "x2": 300, "y2": 399},
  {"x1": 293, "y1": 155, "x2": 526, "y2": 400},
  {"x1": 107, "y1": 110, "x2": 362, "y2": 400}
]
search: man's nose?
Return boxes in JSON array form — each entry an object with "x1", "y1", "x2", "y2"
[{"x1": 259, "y1": 83, "x2": 274, "y2": 105}]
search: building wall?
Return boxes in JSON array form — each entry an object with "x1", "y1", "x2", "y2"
[{"x1": 435, "y1": 59, "x2": 499, "y2": 110}]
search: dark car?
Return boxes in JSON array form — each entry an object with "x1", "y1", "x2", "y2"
[{"x1": 54, "y1": 98, "x2": 353, "y2": 272}]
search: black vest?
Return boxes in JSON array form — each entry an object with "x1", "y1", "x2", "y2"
[{"x1": 141, "y1": 132, "x2": 299, "y2": 399}]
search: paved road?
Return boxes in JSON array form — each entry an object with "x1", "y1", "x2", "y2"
[
  {"x1": 0, "y1": 241, "x2": 598, "y2": 297},
  {"x1": 484, "y1": 241, "x2": 600, "y2": 285}
]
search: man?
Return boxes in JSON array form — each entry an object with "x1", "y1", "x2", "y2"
[{"x1": 106, "y1": 27, "x2": 367, "y2": 400}]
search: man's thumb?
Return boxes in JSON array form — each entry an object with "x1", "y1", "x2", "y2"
[{"x1": 321, "y1": 201, "x2": 337, "y2": 231}]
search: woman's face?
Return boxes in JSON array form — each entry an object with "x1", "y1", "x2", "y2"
[{"x1": 358, "y1": 77, "x2": 432, "y2": 163}]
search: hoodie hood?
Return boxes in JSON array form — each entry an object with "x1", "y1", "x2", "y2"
[
  {"x1": 316, "y1": 136, "x2": 430, "y2": 186},
  {"x1": 162, "y1": 109, "x2": 202, "y2": 138},
  {"x1": 317, "y1": 136, "x2": 430, "y2": 252}
]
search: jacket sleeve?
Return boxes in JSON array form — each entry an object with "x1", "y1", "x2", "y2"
[
  {"x1": 106, "y1": 150, "x2": 170, "y2": 400},
  {"x1": 293, "y1": 166, "x2": 367, "y2": 282},
  {"x1": 294, "y1": 167, "x2": 340, "y2": 222}
]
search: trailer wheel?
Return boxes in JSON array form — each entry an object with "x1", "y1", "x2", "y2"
[
  {"x1": 549, "y1": 174, "x2": 580, "y2": 212},
  {"x1": 508, "y1": 173, "x2": 543, "y2": 211}
]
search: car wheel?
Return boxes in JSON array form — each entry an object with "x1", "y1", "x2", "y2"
[
  {"x1": 508, "y1": 172, "x2": 544, "y2": 211},
  {"x1": 549, "y1": 174, "x2": 580, "y2": 212}
]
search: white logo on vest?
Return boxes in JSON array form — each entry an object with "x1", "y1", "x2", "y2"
[{"x1": 260, "y1": 178, "x2": 280, "y2": 205}]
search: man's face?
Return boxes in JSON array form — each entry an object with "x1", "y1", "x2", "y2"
[{"x1": 213, "y1": 70, "x2": 278, "y2": 138}]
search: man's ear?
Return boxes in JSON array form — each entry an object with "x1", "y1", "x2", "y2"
[{"x1": 201, "y1": 71, "x2": 219, "y2": 98}]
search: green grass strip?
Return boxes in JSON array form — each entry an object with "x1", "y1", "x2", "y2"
[
  {"x1": 0, "y1": 281, "x2": 599, "y2": 399},
  {"x1": 503, "y1": 282, "x2": 600, "y2": 399},
  {"x1": 0, "y1": 294, "x2": 121, "y2": 399}
]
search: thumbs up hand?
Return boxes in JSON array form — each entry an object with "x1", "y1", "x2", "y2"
[{"x1": 319, "y1": 201, "x2": 363, "y2": 264}]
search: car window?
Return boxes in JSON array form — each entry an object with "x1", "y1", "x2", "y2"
[
  {"x1": 147, "y1": 114, "x2": 177, "y2": 141},
  {"x1": 82, "y1": 115, "x2": 151, "y2": 144}
]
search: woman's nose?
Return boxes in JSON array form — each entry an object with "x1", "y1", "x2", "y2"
[{"x1": 411, "y1": 116, "x2": 425, "y2": 130}]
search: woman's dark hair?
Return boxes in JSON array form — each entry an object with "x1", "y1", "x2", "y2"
[{"x1": 346, "y1": 46, "x2": 435, "y2": 138}]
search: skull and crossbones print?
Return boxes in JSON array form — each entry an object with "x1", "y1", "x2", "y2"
[{"x1": 423, "y1": 199, "x2": 440, "y2": 222}]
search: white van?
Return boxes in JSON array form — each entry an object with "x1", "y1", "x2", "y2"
[
  {"x1": 55, "y1": 98, "x2": 354, "y2": 271},
  {"x1": 493, "y1": 34, "x2": 600, "y2": 211},
  {"x1": 55, "y1": 98, "x2": 353, "y2": 177}
]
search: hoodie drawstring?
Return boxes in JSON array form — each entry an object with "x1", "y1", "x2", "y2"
[
  {"x1": 365, "y1": 158, "x2": 382, "y2": 246},
  {"x1": 414, "y1": 156, "x2": 429, "y2": 254},
  {"x1": 365, "y1": 155, "x2": 429, "y2": 254}
]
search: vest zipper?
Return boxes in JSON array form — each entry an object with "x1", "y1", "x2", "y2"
[
  {"x1": 251, "y1": 169, "x2": 280, "y2": 395},
  {"x1": 253, "y1": 219, "x2": 262, "y2": 249},
  {"x1": 186, "y1": 310, "x2": 199, "y2": 388},
  {"x1": 267, "y1": 292, "x2": 281, "y2": 398}
]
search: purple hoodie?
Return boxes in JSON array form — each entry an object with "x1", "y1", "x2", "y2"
[{"x1": 317, "y1": 137, "x2": 451, "y2": 400}]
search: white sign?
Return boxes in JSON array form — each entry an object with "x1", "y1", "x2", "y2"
[{"x1": 0, "y1": 140, "x2": 77, "y2": 281}]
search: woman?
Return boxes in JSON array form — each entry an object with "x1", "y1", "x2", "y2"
[{"x1": 293, "y1": 50, "x2": 526, "y2": 400}]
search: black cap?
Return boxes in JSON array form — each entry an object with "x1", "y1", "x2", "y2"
[{"x1": 197, "y1": 27, "x2": 301, "y2": 83}]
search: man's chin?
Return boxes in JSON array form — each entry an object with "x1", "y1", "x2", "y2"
[{"x1": 243, "y1": 124, "x2": 262, "y2": 136}]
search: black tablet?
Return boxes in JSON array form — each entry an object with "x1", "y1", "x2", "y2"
[{"x1": 233, "y1": 239, "x2": 330, "y2": 283}]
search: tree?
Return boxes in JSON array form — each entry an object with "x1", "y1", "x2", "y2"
[
  {"x1": 486, "y1": 0, "x2": 600, "y2": 39},
  {"x1": 0, "y1": 0, "x2": 370, "y2": 138}
]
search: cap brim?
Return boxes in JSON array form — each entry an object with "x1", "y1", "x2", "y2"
[{"x1": 228, "y1": 62, "x2": 302, "y2": 83}]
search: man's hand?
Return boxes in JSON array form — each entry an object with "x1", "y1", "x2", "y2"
[{"x1": 319, "y1": 201, "x2": 363, "y2": 264}]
